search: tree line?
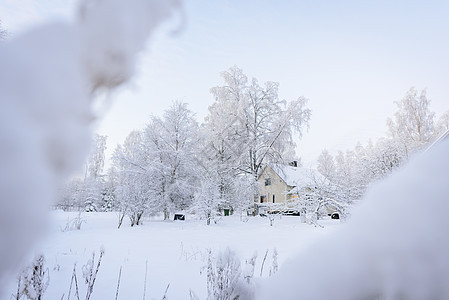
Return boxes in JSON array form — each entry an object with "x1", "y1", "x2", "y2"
[
  {"x1": 57, "y1": 66, "x2": 311, "y2": 226},
  {"x1": 58, "y1": 70, "x2": 448, "y2": 227},
  {"x1": 309, "y1": 87, "x2": 449, "y2": 218}
]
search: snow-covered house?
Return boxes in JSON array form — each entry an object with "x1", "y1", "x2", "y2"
[{"x1": 256, "y1": 163, "x2": 320, "y2": 206}]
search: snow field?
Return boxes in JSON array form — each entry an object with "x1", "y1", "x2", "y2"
[{"x1": 14, "y1": 212, "x2": 340, "y2": 299}]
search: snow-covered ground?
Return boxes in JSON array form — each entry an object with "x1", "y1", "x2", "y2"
[{"x1": 7, "y1": 211, "x2": 340, "y2": 299}]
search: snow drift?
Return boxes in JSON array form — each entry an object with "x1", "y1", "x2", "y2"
[{"x1": 257, "y1": 139, "x2": 449, "y2": 299}]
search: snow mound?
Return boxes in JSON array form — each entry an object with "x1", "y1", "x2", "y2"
[{"x1": 258, "y1": 139, "x2": 449, "y2": 300}]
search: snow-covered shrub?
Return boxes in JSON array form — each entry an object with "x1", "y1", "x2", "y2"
[
  {"x1": 17, "y1": 255, "x2": 49, "y2": 300},
  {"x1": 61, "y1": 212, "x2": 85, "y2": 232},
  {"x1": 193, "y1": 180, "x2": 223, "y2": 225},
  {"x1": 206, "y1": 249, "x2": 241, "y2": 300},
  {"x1": 82, "y1": 249, "x2": 105, "y2": 300},
  {"x1": 202, "y1": 248, "x2": 264, "y2": 300},
  {"x1": 242, "y1": 253, "x2": 257, "y2": 284}
]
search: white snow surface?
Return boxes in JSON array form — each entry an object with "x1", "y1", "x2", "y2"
[
  {"x1": 271, "y1": 165, "x2": 322, "y2": 188},
  {"x1": 257, "y1": 139, "x2": 449, "y2": 300},
  {"x1": 5, "y1": 213, "x2": 340, "y2": 300},
  {"x1": 0, "y1": 0, "x2": 181, "y2": 293}
]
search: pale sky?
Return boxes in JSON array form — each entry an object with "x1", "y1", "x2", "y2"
[{"x1": 1, "y1": 0, "x2": 448, "y2": 167}]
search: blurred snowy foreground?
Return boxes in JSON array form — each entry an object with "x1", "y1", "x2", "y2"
[
  {"x1": 257, "y1": 139, "x2": 449, "y2": 300},
  {"x1": 0, "y1": 0, "x2": 181, "y2": 295}
]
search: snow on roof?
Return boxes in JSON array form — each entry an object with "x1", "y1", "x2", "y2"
[{"x1": 270, "y1": 164, "x2": 322, "y2": 189}]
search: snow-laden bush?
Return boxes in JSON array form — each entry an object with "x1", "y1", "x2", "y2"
[
  {"x1": 15, "y1": 255, "x2": 49, "y2": 300},
  {"x1": 193, "y1": 180, "x2": 223, "y2": 225},
  {"x1": 206, "y1": 248, "x2": 241, "y2": 300},
  {"x1": 82, "y1": 249, "x2": 105, "y2": 300}
]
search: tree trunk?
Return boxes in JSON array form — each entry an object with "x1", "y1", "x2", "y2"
[
  {"x1": 164, "y1": 207, "x2": 170, "y2": 220},
  {"x1": 117, "y1": 212, "x2": 125, "y2": 229},
  {"x1": 136, "y1": 212, "x2": 143, "y2": 225}
]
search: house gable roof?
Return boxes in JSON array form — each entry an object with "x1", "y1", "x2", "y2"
[{"x1": 260, "y1": 164, "x2": 323, "y2": 191}]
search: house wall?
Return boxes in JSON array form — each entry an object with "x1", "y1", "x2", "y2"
[{"x1": 257, "y1": 166, "x2": 289, "y2": 204}]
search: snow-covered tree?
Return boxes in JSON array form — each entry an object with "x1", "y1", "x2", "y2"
[
  {"x1": 193, "y1": 178, "x2": 223, "y2": 225},
  {"x1": 101, "y1": 167, "x2": 117, "y2": 212},
  {"x1": 113, "y1": 130, "x2": 156, "y2": 227},
  {"x1": 284, "y1": 168, "x2": 351, "y2": 224},
  {"x1": 316, "y1": 147, "x2": 369, "y2": 214},
  {"x1": 387, "y1": 87, "x2": 435, "y2": 154},
  {"x1": 435, "y1": 110, "x2": 449, "y2": 137},
  {"x1": 330, "y1": 150, "x2": 362, "y2": 203},
  {"x1": 208, "y1": 66, "x2": 311, "y2": 186},
  {"x1": 56, "y1": 135, "x2": 109, "y2": 211},
  {"x1": 82, "y1": 135, "x2": 108, "y2": 211},
  {"x1": 86, "y1": 135, "x2": 107, "y2": 180},
  {"x1": 363, "y1": 138, "x2": 406, "y2": 182},
  {"x1": 316, "y1": 149, "x2": 336, "y2": 180},
  {"x1": 312, "y1": 88, "x2": 444, "y2": 224},
  {"x1": 200, "y1": 106, "x2": 249, "y2": 213},
  {"x1": 57, "y1": 178, "x2": 85, "y2": 211},
  {"x1": 145, "y1": 102, "x2": 200, "y2": 219},
  {"x1": 113, "y1": 102, "x2": 201, "y2": 225}
]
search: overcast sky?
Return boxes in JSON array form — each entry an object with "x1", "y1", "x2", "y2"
[{"x1": 2, "y1": 0, "x2": 448, "y2": 167}]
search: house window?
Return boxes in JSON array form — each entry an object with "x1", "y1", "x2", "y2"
[
  {"x1": 272, "y1": 194, "x2": 275, "y2": 203},
  {"x1": 264, "y1": 178, "x2": 271, "y2": 186},
  {"x1": 260, "y1": 196, "x2": 265, "y2": 203}
]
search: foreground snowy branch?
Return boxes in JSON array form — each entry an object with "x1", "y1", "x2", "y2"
[{"x1": 0, "y1": 0, "x2": 181, "y2": 294}]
